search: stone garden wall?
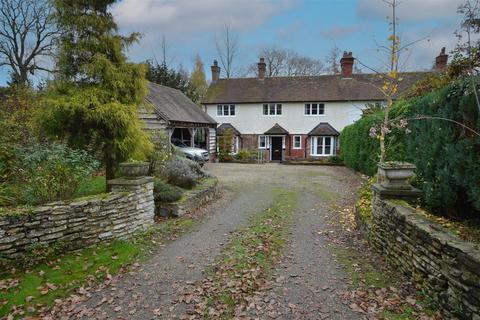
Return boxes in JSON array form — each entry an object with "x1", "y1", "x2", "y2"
[
  {"x1": 368, "y1": 194, "x2": 480, "y2": 319},
  {"x1": 0, "y1": 177, "x2": 154, "y2": 258}
]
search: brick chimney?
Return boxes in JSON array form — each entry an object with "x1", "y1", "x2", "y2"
[
  {"x1": 211, "y1": 60, "x2": 220, "y2": 82},
  {"x1": 258, "y1": 57, "x2": 266, "y2": 80},
  {"x1": 340, "y1": 51, "x2": 354, "y2": 78},
  {"x1": 435, "y1": 47, "x2": 448, "y2": 72}
]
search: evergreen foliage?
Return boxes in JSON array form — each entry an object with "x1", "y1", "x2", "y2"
[
  {"x1": 146, "y1": 61, "x2": 200, "y2": 103},
  {"x1": 340, "y1": 77, "x2": 480, "y2": 218},
  {"x1": 40, "y1": 0, "x2": 152, "y2": 183},
  {"x1": 407, "y1": 78, "x2": 480, "y2": 218}
]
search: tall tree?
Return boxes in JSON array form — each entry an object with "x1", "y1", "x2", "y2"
[
  {"x1": 41, "y1": 0, "x2": 152, "y2": 186},
  {"x1": 245, "y1": 47, "x2": 324, "y2": 77},
  {"x1": 215, "y1": 24, "x2": 239, "y2": 78},
  {"x1": 325, "y1": 46, "x2": 341, "y2": 74},
  {"x1": 190, "y1": 54, "x2": 208, "y2": 103},
  {"x1": 0, "y1": 0, "x2": 58, "y2": 86},
  {"x1": 146, "y1": 60, "x2": 199, "y2": 103}
]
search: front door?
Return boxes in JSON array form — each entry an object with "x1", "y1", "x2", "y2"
[{"x1": 271, "y1": 137, "x2": 283, "y2": 161}]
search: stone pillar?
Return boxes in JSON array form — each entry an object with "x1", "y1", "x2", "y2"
[{"x1": 108, "y1": 176, "x2": 155, "y2": 228}]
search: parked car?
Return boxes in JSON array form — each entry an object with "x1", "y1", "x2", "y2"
[{"x1": 171, "y1": 138, "x2": 209, "y2": 164}]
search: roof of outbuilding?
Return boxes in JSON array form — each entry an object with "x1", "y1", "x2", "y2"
[
  {"x1": 145, "y1": 82, "x2": 216, "y2": 125},
  {"x1": 308, "y1": 122, "x2": 340, "y2": 136},
  {"x1": 217, "y1": 123, "x2": 241, "y2": 136},
  {"x1": 264, "y1": 123, "x2": 289, "y2": 135},
  {"x1": 202, "y1": 72, "x2": 430, "y2": 104}
]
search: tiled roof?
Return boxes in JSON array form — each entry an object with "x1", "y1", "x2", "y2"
[
  {"x1": 217, "y1": 123, "x2": 241, "y2": 136},
  {"x1": 308, "y1": 122, "x2": 340, "y2": 136},
  {"x1": 264, "y1": 123, "x2": 289, "y2": 135},
  {"x1": 145, "y1": 82, "x2": 216, "y2": 125},
  {"x1": 202, "y1": 72, "x2": 430, "y2": 104}
]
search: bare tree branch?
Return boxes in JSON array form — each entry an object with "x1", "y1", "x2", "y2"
[
  {"x1": 0, "y1": 0, "x2": 58, "y2": 86},
  {"x1": 215, "y1": 24, "x2": 239, "y2": 79}
]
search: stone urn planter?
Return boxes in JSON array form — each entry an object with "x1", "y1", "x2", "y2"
[
  {"x1": 378, "y1": 162, "x2": 416, "y2": 190},
  {"x1": 118, "y1": 162, "x2": 150, "y2": 178}
]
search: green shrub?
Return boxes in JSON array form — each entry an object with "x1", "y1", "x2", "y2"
[
  {"x1": 153, "y1": 179, "x2": 183, "y2": 203},
  {"x1": 234, "y1": 149, "x2": 257, "y2": 162},
  {"x1": 161, "y1": 157, "x2": 202, "y2": 189},
  {"x1": 18, "y1": 144, "x2": 100, "y2": 205},
  {"x1": 341, "y1": 77, "x2": 480, "y2": 218},
  {"x1": 406, "y1": 78, "x2": 480, "y2": 217}
]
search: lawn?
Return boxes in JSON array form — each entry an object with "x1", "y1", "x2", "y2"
[{"x1": 0, "y1": 217, "x2": 196, "y2": 319}]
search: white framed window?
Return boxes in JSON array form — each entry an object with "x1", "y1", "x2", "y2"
[
  {"x1": 292, "y1": 135, "x2": 301, "y2": 149},
  {"x1": 217, "y1": 104, "x2": 235, "y2": 116},
  {"x1": 258, "y1": 135, "x2": 269, "y2": 149},
  {"x1": 304, "y1": 103, "x2": 325, "y2": 116},
  {"x1": 263, "y1": 103, "x2": 282, "y2": 116},
  {"x1": 310, "y1": 136, "x2": 334, "y2": 156}
]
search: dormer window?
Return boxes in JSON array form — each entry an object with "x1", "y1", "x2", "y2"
[{"x1": 305, "y1": 103, "x2": 325, "y2": 115}]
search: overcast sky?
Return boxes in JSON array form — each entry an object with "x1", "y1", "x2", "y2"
[{"x1": 0, "y1": 0, "x2": 468, "y2": 85}]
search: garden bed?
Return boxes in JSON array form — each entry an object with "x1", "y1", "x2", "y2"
[
  {"x1": 155, "y1": 177, "x2": 219, "y2": 217},
  {"x1": 283, "y1": 159, "x2": 345, "y2": 166}
]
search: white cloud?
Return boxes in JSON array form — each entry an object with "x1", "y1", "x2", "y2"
[
  {"x1": 112, "y1": 0, "x2": 297, "y2": 36},
  {"x1": 357, "y1": 0, "x2": 464, "y2": 21}
]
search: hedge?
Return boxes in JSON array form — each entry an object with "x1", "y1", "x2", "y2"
[{"x1": 340, "y1": 77, "x2": 480, "y2": 218}]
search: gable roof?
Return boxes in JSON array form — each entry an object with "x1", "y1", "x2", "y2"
[
  {"x1": 217, "y1": 123, "x2": 241, "y2": 136},
  {"x1": 308, "y1": 122, "x2": 340, "y2": 136},
  {"x1": 202, "y1": 72, "x2": 430, "y2": 104},
  {"x1": 145, "y1": 82, "x2": 216, "y2": 125},
  {"x1": 264, "y1": 123, "x2": 289, "y2": 135}
]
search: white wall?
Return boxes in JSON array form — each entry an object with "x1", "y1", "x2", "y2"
[{"x1": 205, "y1": 102, "x2": 369, "y2": 134}]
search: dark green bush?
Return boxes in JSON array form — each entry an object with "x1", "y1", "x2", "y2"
[
  {"x1": 340, "y1": 77, "x2": 480, "y2": 218},
  {"x1": 153, "y1": 179, "x2": 183, "y2": 203},
  {"x1": 407, "y1": 78, "x2": 480, "y2": 218}
]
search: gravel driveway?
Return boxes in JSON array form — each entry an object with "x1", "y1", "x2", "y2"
[{"x1": 48, "y1": 163, "x2": 362, "y2": 320}]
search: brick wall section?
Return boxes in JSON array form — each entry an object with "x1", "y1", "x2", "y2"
[
  {"x1": 369, "y1": 194, "x2": 480, "y2": 319},
  {"x1": 0, "y1": 177, "x2": 154, "y2": 258}
]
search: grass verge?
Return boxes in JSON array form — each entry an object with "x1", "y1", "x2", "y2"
[
  {"x1": 183, "y1": 188, "x2": 297, "y2": 319},
  {"x1": 0, "y1": 217, "x2": 196, "y2": 319}
]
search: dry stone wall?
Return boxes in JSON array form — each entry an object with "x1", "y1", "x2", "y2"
[
  {"x1": 0, "y1": 177, "x2": 154, "y2": 258},
  {"x1": 369, "y1": 194, "x2": 480, "y2": 319}
]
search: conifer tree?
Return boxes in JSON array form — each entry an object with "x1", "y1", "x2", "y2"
[{"x1": 40, "y1": 0, "x2": 152, "y2": 186}]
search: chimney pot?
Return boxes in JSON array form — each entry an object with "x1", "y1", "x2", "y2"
[
  {"x1": 258, "y1": 57, "x2": 266, "y2": 80},
  {"x1": 340, "y1": 51, "x2": 354, "y2": 78},
  {"x1": 211, "y1": 59, "x2": 220, "y2": 82},
  {"x1": 435, "y1": 47, "x2": 448, "y2": 72}
]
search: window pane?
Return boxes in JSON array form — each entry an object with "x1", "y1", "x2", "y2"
[
  {"x1": 319, "y1": 104, "x2": 325, "y2": 114},
  {"x1": 269, "y1": 104, "x2": 275, "y2": 115},
  {"x1": 263, "y1": 104, "x2": 268, "y2": 115},
  {"x1": 259, "y1": 136, "x2": 265, "y2": 148},
  {"x1": 230, "y1": 105, "x2": 235, "y2": 116},
  {"x1": 324, "y1": 137, "x2": 331, "y2": 155},
  {"x1": 312, "y1": 103, "x2": 318, "y2": 115},
  {"x1": 316, "y1": 137, "x2": 323, "y2": 155},
  {"x1": 223, "y1": 105, "x2": 228, "y2": 116},
  {"x1": 305, "y1": 104, "x2": 310, "y2": 115},
  {"x1": 294, "y1": 136, "x2": 300, "y2": 148},
  {"x1": 277, "y1": 104, "x2": 282, "y2": 115},
  {"x1": 217, "y1": 105, "x2": 222, "y2": 116},
  {"x1": 311, "y1": 137, "x2": 315, "y2": 154}
]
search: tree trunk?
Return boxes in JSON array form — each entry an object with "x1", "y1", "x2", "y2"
[{"x1": 105, "y1": 152, "x2": 115, "y2": 192}]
